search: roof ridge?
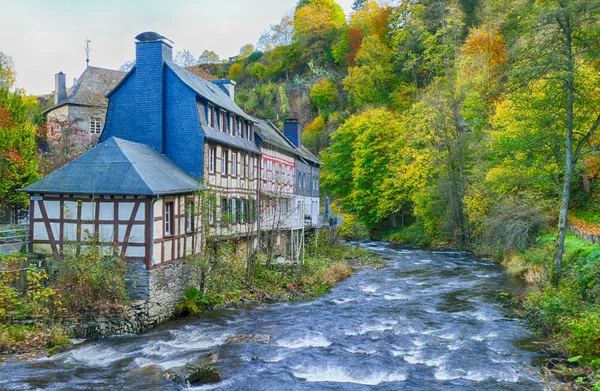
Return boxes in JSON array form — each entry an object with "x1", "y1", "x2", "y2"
[{"x1": 111, "y1": 137, "x2": 155, "y2": 194}]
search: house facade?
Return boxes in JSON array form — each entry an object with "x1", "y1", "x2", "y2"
[
  {"x1": 22, "y1": 31, "x2": 328, "y2": 330},
  {"x1": 43, "y1": 67, "x2": 125, "y2": 144},
  {"x1": 283, "y1": 120, "x2": 321, "y2": 226}
]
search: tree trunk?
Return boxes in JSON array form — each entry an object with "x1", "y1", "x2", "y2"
[{"x1": 552, "y1": 19, "x2": 574, "y2": 287}]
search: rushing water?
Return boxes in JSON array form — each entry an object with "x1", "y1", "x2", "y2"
[{"x1": 0, "y1": 242, "x2": 547, "y2": 390}]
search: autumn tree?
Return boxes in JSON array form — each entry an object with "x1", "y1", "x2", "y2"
[
  {"x1": 0, "y1": 52, "x2": 16, "y2": 89},
  {"x1": 257, "y1": 13, "x2": 294, "y2": 51},
  {"x1": 504, "y1": 0, "x2": 600, "y2": 285},
  {"x1": 198, "y1": 50, "x2": 220, "y2": 64},
  {"x1": 0, "y1": 88, "x2": 39, "y2": 211},
  {"x1": 343, "y1": 35, "x2": 398, "y2": 109},
  {"x1": 174, "y1": 49, "x2": 198, "y2": 67},
  {"x1": 293, "y1": 0, "x2": 347, "y2": 65}
]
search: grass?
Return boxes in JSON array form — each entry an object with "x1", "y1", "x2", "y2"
[
  {"x1": 0, "y1": 324, "x2": 71, "y2": 355},
  {"x1": 505, "y1": 231, "x2": 600, "y2": 389}
]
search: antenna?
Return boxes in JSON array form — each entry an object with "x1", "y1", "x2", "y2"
[{"x1": 84, "y1": 37, "x2": 91, "y2": 67}]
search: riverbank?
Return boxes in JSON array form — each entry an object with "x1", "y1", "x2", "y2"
[
  {"x1": 0, "y1": 242, "x2": 548, "y2": 390},
  {"x1": 490, "y1": 233, "x2": 600, "y2": 390},
  {"x1": 0, "y1": 242, "x2": 382, "y2": 357}
]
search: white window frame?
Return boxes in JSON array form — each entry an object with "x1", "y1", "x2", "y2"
[
  {"x1": 209, "y1": 147, "x2": 215, "y2": 173},
  {"x1": 165, "y1": 201, "x2": 173, "y2": 236},
  {"x1": 221, "y1": 149, "x2": 228, "y2": 175},
  {"x1": 186, "y1": 201, "x2": 194, "y2": 233},
  {"x1": 231, "y1": 152, "x2": 238, "y2": 177},
  {"x1": 90, "y1": 117, "x2": 102, "y2": 134}
]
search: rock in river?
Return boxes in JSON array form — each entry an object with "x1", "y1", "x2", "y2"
[{"x1": 164, "y1": 364, "x2": 221, "y2": 385}]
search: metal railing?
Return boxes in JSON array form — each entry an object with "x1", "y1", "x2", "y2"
[{"x1": 0, "y1": 225, "x2": 29, "y2": 254}]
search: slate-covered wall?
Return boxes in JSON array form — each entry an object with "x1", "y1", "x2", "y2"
[{"x1": 164, "y1": 67, "x2": 205, "y2": 178}]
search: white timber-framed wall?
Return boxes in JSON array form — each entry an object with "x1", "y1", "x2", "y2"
[
  {"x1": 259, "y1": 143, "x2": 302, "y2": 231},
  {"x1": 29, "y1": 193, "x2": 203, "y2": 269},
  {"x1": 204, "y1": 141, "x2": 260, "y2": 238}
]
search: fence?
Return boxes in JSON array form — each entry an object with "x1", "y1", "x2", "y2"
[{"x1": 0, "y1": 225, "x2": 29, "y2": 255}]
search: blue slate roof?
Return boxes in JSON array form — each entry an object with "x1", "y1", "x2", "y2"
[
  {"x1": 168, "y1": 63, "x2": 255, "y2": 122},
  {"x1": 202, "y1": 125, "x2": 260, "y2": 154},
  {"x1": 254, "y1": 119, "x2": 297, "y2": 154},
  {"x1": 23, "y1": 137, "x2": 202, "y2": 195}
]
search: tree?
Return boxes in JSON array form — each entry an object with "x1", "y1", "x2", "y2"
[
  {"x1": 118, "y1": 60, "x2": 135, "y2": 72},
  {"x1": 0, "y1": 88, "x2": 39, "y2": 210},
  {"x1": 293, "y1": 0, "x2": 347, "y2": 65},
  {"x1": 197, "y1": 50, "x2": 220, "y2": 64},
  {"x1": 174, "y1": 50, "x2": 198, "y2": 67},
  {"x1": 505, "y1": 0, "x2": 600, "y2": 285},
  {"x1": 239, "y1": 44, "x2": 255, "y2": 58},
  {"x1": 322, "y1": 108, "x2": 404, "y2": 227},
  {"x1": 343, "y1": 35, "x2": 397, "y2": 108},
  {"x1": 309, "y1": 78, "x2": 337, "y2": 110},
  {"x1": 257, "y1": 13, "x2": 294, "y2": 51},
  {"x1": 0, "y1": 52, "x2": 16, "y2": 89}
]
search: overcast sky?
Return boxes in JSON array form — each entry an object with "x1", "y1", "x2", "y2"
[{"x1": 1, "y1": 0, "x2": 354, "y2": 95}]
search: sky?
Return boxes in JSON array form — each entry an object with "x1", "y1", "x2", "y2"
[{"x1": 0, "y1": 0, "x2": 354, "y2": 95}]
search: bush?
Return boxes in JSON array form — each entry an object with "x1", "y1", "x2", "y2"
[
  {"x1": 565, "y1": 310, "x2": 600, "y2": 360},
  {"x1": 339, "y1": 212, "x2": 370, "y2": 241},
  {"x1": 486, "y1": 193, "x2": 550, "y2": 251},
  {"x1": 53, "y1": 241, "x2": 129, "y2": 315},
  {"x1": 389, "y1": 222, "x2": 430, "y2": 246},
  {"x1": 523, "y1": 285, "x2": 580, "y2": 333}
]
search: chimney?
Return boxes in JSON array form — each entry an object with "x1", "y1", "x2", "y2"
[
  {"x1": 211, "y1": 79, "x2": 236, "y2": 100},
  {"x1": 134, "y1": 31, "x2": 173, "y2": 152},
  {"x1": 284, "y1": 118, "x2": 302, "y2": 147},
  {"x1": 54, "y1": 72, "x2": 67, "y2": 104}
]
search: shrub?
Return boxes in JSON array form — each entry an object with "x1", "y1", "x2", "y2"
[
  {"x1": 486, "y1": 193, "x2": 550, "y2": 251},
  {"x1": 339, "y1": 212, "x2": 370, "y2": 241},
  {"x1": 53, "y1": 241, "x2": 129, "y2": 315},
  {"x1": 389, "y1": 222, "x2": 430, "y2": 246},
  {"x1": 565, "y1": 310, "x2": 600, "y2": 360},
  {"x1": 523, "y1": 285, "x2": 579, "y2": 333}
]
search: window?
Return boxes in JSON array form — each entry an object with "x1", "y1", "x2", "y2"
[
  {"x1": 248, "y1": 123, "x2": 253, "y2": 141},
  {"x1": 220, "y1": 111, "x2": 227, "y2": 132},
  {"x1": 240, "y1": 154, "x2": 246, "y2": 179},
  {"x1": 209, "y1": 106, "x2": 216, "y2": 128},
  {"x1": 208, "y1": 147, "x2": 216, "y2": 173},
  {"x1": 250, "y1": 157, "x2": 255, "y2": 178},
  {"x1": 221, "y1": 198, "x2": 228, "y2": 214},
  {"x1": 209, "y1": 203, "x2": 215, "y2": 225},
  {"x1": 186, "y1": 200, "x2": 194, "y2": 232},
  {"x1": 221, "y1": 149, "x2": 228, "y2": 175},
  {"x1": 239, "y1": 119, "x2": 244, "y2": 139},
  {"x1": 90, "y1": 117, "x2": 102, "y2": 134},
  {"x1": 231, "y1": 152, "x2": 238, "y2": 177},
  {"x1": 165, "y1": 201, "x2": 174, "y2": 236}
]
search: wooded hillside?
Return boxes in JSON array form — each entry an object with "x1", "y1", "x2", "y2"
[{"x1": 192, "y1": 0, "x2": 600, "y2": 282}]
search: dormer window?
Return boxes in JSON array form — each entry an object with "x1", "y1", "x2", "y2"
[{"x1": 237, "y1": 118, "x2": 242, "y2": 138}]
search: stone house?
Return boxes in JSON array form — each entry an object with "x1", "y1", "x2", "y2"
[{"x1": 43, "y1": 67, "x2": 125, "y2": 144}]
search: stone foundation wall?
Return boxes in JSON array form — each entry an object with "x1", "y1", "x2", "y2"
[{"x1": 72, "y1": 259, "x2": 202, "y2": 338}]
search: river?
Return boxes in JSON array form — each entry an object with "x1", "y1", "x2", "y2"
[{"x1": 0, "y1": 242, "x2": 547, "y2": 390}]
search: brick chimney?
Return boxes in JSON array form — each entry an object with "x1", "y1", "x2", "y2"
[
  {"x1": 284, "y1": 118, "x2": 302, "y2": 147},
  {"x1": 54, "y1": 72, "x2": 67, "y2": 104},
  {"x1": 134, "y1": 31, "x2": 173, "y2": 152},
  {"x1": 211, "y1": 79, "x2": 236, "y2": 100}
]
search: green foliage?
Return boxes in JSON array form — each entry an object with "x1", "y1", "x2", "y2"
[
  {"x1": 388, "y1": 222, "x2": 431, "y2": 247},
  {"x1": 0, "y1": 88, "x2": 40, "y2": 209},
  {"x1": 54, "y1": 240, "x2": 129, "y2": 315},
  {"x1": 309, "y1": 78, "x2": 337, "y2": 110},
  {"x1": 566, "y1": 311, "x2": 600, "y2": 360}
]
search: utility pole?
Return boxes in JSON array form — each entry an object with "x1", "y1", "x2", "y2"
[{"x1": 84, "y1": 37, "x2": 91, "y2": 67}]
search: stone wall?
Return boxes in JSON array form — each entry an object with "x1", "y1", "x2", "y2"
[
  {"x1": 72, "y1": 259, "x2": 202, "y2": 338},
  {"x1": 569, "y1": 224, "x2": 600, "y2": 245}
]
